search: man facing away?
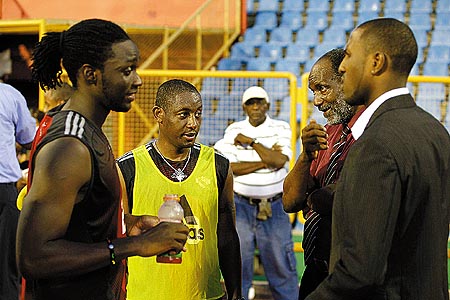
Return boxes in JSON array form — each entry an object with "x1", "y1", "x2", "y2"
[
  {"x1": 16, "y1": 19, "x2": 189, "y2": 300},
  {"x1": 117, "y1": 79, "x2": 243, "y2": 300},
  {"x1": 283, "y1": 48, "x2": 364, "y2": 300},
  {"x1": 0, "y1": 83, "x2": 36, "y2": 300},
  {"x1": 307, "y1": 18, "x2": 450, "y2": 300},
  {"x1": 214, "y1": 86, "x2": 298, "y2": 300}
]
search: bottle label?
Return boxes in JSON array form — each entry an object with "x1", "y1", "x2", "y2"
[{"x1": 156, "y1": 251, "x2": 182, "y2": 264}]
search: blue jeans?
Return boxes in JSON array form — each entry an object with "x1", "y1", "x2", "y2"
[{"x1": 234, "y1": 193, "x2": 299, "y2": 300}]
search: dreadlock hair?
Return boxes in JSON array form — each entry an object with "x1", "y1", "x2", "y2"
[
  {"x1": 318, "y1": 48, "x2": 345, "y2": 78},
  {"x1": 155, "y1": 79, "x2": 201, "y2": 110},
  {"x1": 31, "y1": 19, "x2": 130, "y2": 91}
]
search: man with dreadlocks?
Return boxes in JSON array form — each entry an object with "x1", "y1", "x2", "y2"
[{"x1": 16, "y1": 19, "x2": 189, "y2": 300}]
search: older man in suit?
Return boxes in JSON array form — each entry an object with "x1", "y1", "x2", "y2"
[{"x1": 307, "y1": 18, "x2": 450, "y2": 300}]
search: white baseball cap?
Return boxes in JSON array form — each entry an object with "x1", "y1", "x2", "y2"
[{"x1": 242, "y1": 86, "x2": 270, "y2": 104}]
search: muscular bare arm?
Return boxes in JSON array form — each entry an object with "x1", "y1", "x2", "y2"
[
  {"x1": 17, "y1": 137, "x2": 188, "y2": 280},
  {"x1": 217, "y1": 165, "x2": 242, "y2": 300}
]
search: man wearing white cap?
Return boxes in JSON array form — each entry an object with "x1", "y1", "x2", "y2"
[{"x1": 215, "y1": 86, "x2": 298, "y2": 300}]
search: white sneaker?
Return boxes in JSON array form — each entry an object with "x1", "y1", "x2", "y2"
[{"x1": 248, "y1": 286, "x2": 255, "y2": 300}]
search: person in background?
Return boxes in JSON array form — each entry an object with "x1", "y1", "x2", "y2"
[
  {"x1": 307, "y1": 18, "x2": 450, "y2": 300},
  {"x1": 117, "y1": 79, "x2": 242, "y2": 300},
  {"x1": 282, "y1": 48, "x2": 364, "y2": 300},
  {"x1": 0, "y1": 82, "x2": 36, "y2": 300},
  {"x1": 214, "y1": 86, "x2": 298, "y2": 300},
  {"x1": 43, "y1": 82, "x2": 73, "y2": 112},
  {"x1": 16, "y1": 19, "x2": 188, "y2": 300}
]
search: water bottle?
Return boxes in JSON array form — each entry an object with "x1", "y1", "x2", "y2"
[{"x1": 156, "y1": 194, "x2": 184, "y2": 264}]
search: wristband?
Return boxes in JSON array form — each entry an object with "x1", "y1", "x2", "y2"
[{"x1": 106, "y1": 238, "x2": 117, "y2": 266}]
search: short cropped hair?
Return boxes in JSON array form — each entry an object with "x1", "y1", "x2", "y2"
[
  {"x1": 358, "y1": 18, "x2": 417, "y2": 75},
  {"x1": 32, "y1": 19, "x2": 131, "y2": 90},
  {"x1": 155, "y1": 79, "x2": 201, "y2": 110}
]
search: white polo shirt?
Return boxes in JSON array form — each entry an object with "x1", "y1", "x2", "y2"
[{"x1": 214, "y1": 115, "x2": 292, "y2": 198}]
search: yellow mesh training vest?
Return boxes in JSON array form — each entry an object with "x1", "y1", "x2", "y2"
[{"x1": 127, "y1": 144, "x2": 223, "y2": 300}]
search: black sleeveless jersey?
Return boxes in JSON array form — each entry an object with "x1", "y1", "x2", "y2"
[{"x1": 28, "y1": 107, "x2": 125, "y2": 300}]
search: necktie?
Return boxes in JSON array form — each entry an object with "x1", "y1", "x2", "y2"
[{"x1": 303, "y1": 124, "x2": 351, "y2": 266}]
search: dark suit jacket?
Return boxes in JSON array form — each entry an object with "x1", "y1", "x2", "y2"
[{"x1": 308, "y1": 94, "x2": 450, "y2": 300}]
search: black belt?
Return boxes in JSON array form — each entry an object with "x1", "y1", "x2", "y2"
[
  {"x1": 238, "y1": 193, "x2": 282, "y2": 205},
  {"x1": 0, "y1": 182, "x2": 15, "y2": 186}
]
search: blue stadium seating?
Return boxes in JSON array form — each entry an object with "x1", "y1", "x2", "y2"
[
  {"x1": 254, "y1": 12, "x2": 278, "y2": 29},
  {"x1": 313, "y1": 43, "x2": 338, "y2": 60},
  {"x1": 426, "y1": 45, "x2": 450, "y2": 63},
  {"x1": 437, "y1": 0, "x2": 450, "y2": 12},
  {"x1": 304, "y1": 11, "x2": 329, "y2": 31},
  {"x1": 408, "y1": 12, "x2": 432, "y2": 31},
  {"x1": 411, "y1": 29, "x2": 428, "y2": 48},
  {"x1": 430, "y1": 29, "x2": 450, "y2": 46},
  {"x1": 285, "y1": 44, "x2": 310, "y2": 62},
  {"x1": 322, "y1": 29, "x2": 347, "y2": 47},
  {"x1": 383, "y1": 11, "x2": 405, "y2": 22},
  {"x1": 356, "y1": 10, "x2": 379, "y2": 24},
  {"x1": 246, "y1": 57, "x2": 273, "y2": 71},
  {"x1": 244, "y1": 27, "x2": 267, "y2": 44},
  {"x1": 422, "y1": 62, "x2": 449, "y2": 76},
  {"x1": 384, "y1": 0, "x2": 407, "y2": 13},
  {"x1": 217, "y1": 58, "x2": 242, "y2": 70},
  {"x1": 295, "y1": 28, "x2": 320, "y2": 47},
  {"x1": 247, "y1": 0, "x2": 256, "y2": 13},
  {"x1": 280, "y1": 11, "x2": 303, "y2": 30},
  {"x1": 332, "y1": 0, "x2": 355, "y2": 12},
  {"x1": 409, "y1": 0, "x2": 432, "y2": 13},
  {"x1": 275, "y1": 58, "x2": 302, "y2": 76},
  {"x1": 230, "y1": 78, "x2": 259, "y2": 96},
  {"x1": 282, "y1": 0, "x2": 304, "y2": 12},
  {"x1": 307, "y1": 0, "x2": 330, "y2": 12},
  {"x1": 358, "y1": 0, "x2": 381, "y2": 13},
  {"x1": 230, "y1": 41, "x2": 256, "y2": 59},
  {"x1": 434, "y1": 12, "x2": 450, "y2": 29},
  {"x1": 329, "y1": 11, "x2": 354, "y2": 31},
  {"x1": 415, "y1": 83, "x2": 446, "y2": 121},
  {"x1": 201, "y1": 77, "x2": 229, "y2": 98},
  {"x1": 269, "y1": 26, "x2": 294, "y2": 45},
  {"x1": 259, "y1": 43, "x2": 284, "y2": 61},
  {"x1": 263, "y1": 78, "x2": 290, "y2": 101},
  {"x1": 257, "y1": 0, "x2": 279, "y2": 12},
  {"x1": 410, "y1": 63, "x2": 420, "y2": 76}
]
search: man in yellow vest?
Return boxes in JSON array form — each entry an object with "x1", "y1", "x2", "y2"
[{"x1": 117, "y1": 79, "x2": 243, "y2": 300}]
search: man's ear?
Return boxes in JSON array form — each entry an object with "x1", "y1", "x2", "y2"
[
  {"x1": 153, "y1": 106, "x2": 164, "y2": 123},
  {"x1": 81, "y1": 64, "x2": 97, "y2": 85},
  {"x1": 370, "y1": 52, "x2": 387, "y2": 75}
]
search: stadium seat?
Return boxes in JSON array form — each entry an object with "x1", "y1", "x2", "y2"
[
  {"x1": 244, "y1": 27, "x2": 268, "y2": 44},
  {"x1": 329, "y1": 11, "x2": 354, "y2": 31},
  {"x1": 230, "y1": 78, "x2": 259, "y2": 96},
  {"x1": 409, "y1": 0, "x2": 432, "y2": 13},
  {"x1": 295, "y1": 28, "x2": 320, "y2": 47},
  {"x1": 280, "y1": 11, "x2": 303, "y2": 30},
  {"x1": 383, "y1": 0, "x2": 407, "y2": 13},
  {"x1": 230, "y1": 41, "x2": 256, "y2": 59},
  {"x1": 426, "y1": 45, "x2": 450, "y2": 63},
  {"x1": 247, "y1": 0, "x2": 256, "y2": 14},
  {"x1": 201, "y1": 77, "x2": 229, "y2": 98},
  {"x1": 257, "y1": 0, "x2": 280, "y2": 12},
  {"x1": 304, "y1": 11, "x2": 329, "y2": 31},
  {"x1": 259, "y1": 43, "x2": 284, "y2": 61},
  {"x1": 332, "y1": 0, "x2": 355, "y2": 12},
  {"x1": 408, "y1": 12, "x2": 432, "y2": 31},
  {"x1": 277, "y1": 96, "x2": 293, "y2": 123},
  {"x1": 275, "y1": 58, "x2": 302, "y2": 76},
  {"x1": 411, "y1": 29, "x2": 428, "y2": 48},
  {"x1": 358, "y1": 0, "x2": 381, "y2": 13},
  {"x1": 217, "y1": 58, "x2": 242, "y2": 70},
  {"x1": 269, "y1": 26, "x2": 294, "y2": 45},
  {"x1": 434, "y1": 12, "x2": 450, "y2": 29},
  {"x1": 430, "y1": 29, "x2": 450, "y2": 46},
  {"x1": 415, "y1": 83, "x2": 446, "y2": 121},
  {"x1": 254, "y1": 11, "x2": 278, "y2": 29},
  {"x1": 263, "y1": 78, "x2": 290, "y2": 101},
  {"x1": 303, "y1": 59, "x2": 317, "y2": 74},
  {"x1": 356, "y1": 10, "x2": 379, "y2": 24},
  {"x1": 285, "y1": 44, "x2": 310, "y2": 62},
  {"x1": 282, "y1": 0, "x2": 304, "y2": 12},
  {"x1": 307, "y1": 0, "x2": 330, "y2": 12},
  {"x1": 383, "y1": 11, "x2": 405, "y2": 22},
  {"x1": 422, "y1": 62, "x2": 449, "y2": 76},
  {"x1": 437, "y1": 0, "x2": 450, "y2": 12},
  {"x1": 313, "y1": 43, "x2": 339, "y2": 59},
  {"x1": 322, "y1": 29, "x2": 347, "y2": 47},
  {"x1": 246, "y1": 57, "x2": 273, "y2": 71}
]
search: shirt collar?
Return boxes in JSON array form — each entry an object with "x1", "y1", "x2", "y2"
[{"x1": 351, "y1": 87, "x2": 410, "y2": 140}]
